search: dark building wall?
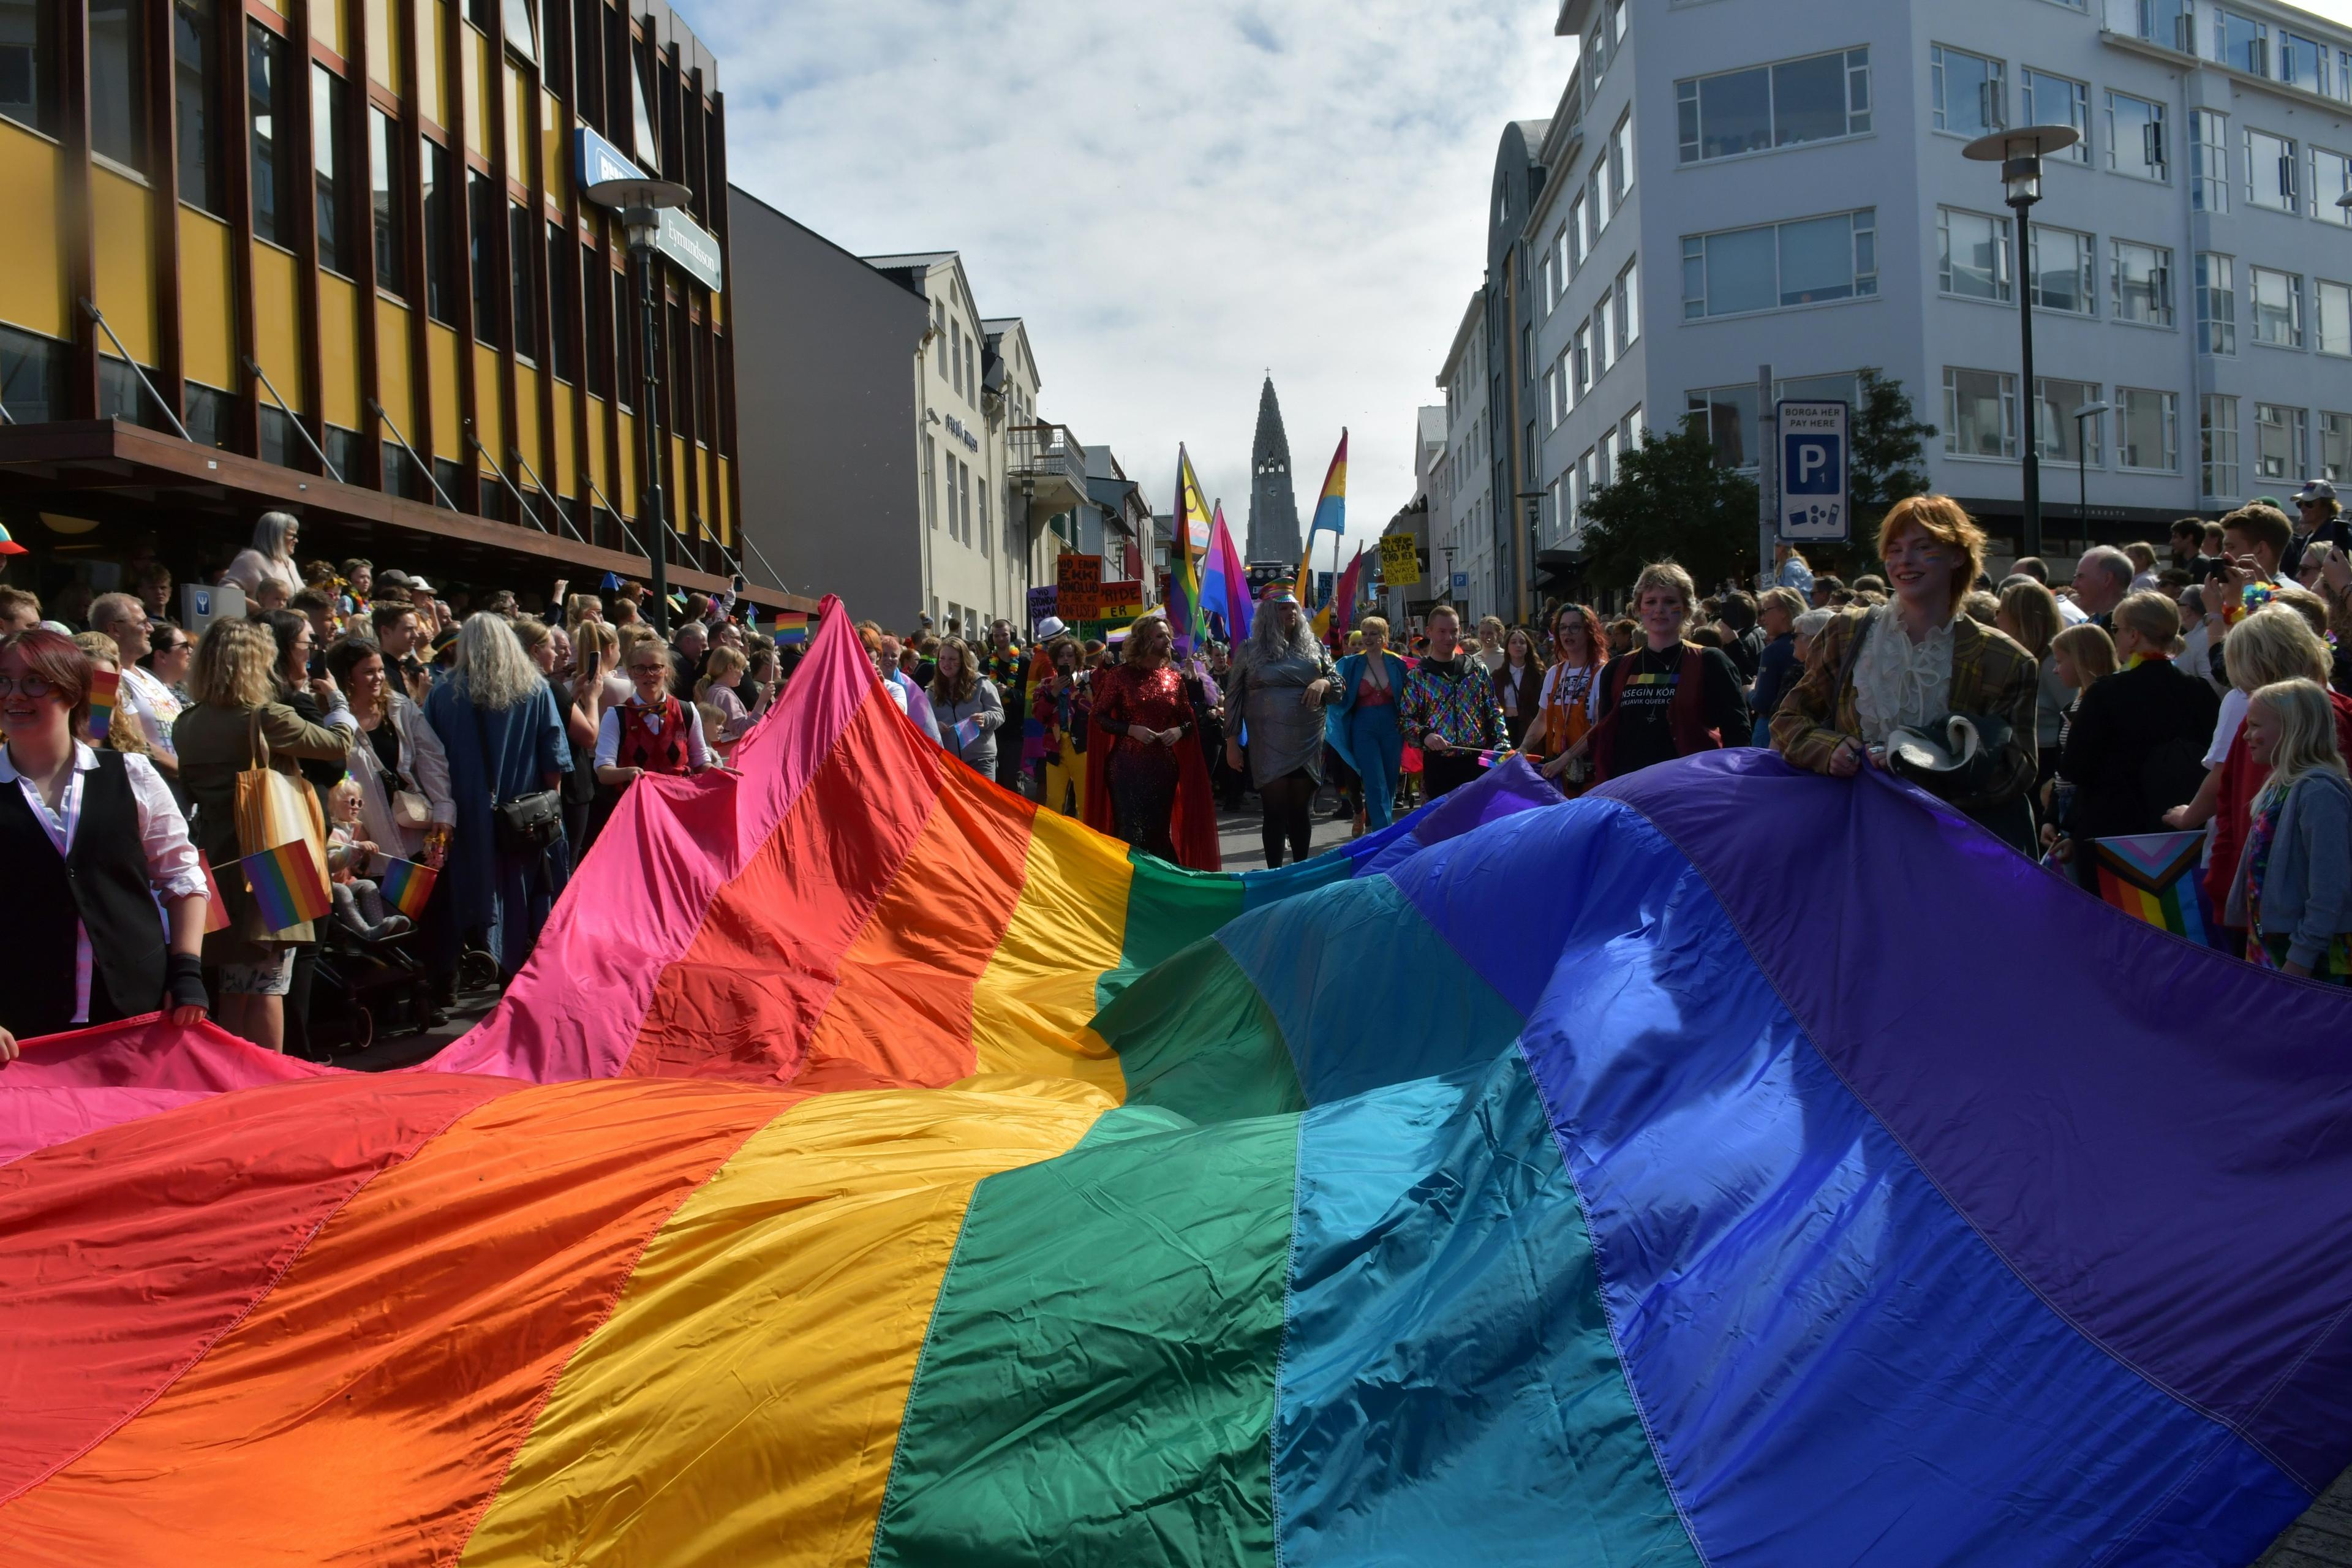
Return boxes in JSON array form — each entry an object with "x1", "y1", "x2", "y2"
[{"x1": 728, "y1": 186, "x2": 929, "y2": 626}]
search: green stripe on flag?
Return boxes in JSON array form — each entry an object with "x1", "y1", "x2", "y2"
[
  {"x1": 871, "y1": 1107, "x2": 1299, "y2": 1567},
  {"x1": 1091, "y1": 933, "x2": 1305, "y2": 1125},
  {"x1": 1096, "y1": 851, "x2": 1248, "y2": 1008}
]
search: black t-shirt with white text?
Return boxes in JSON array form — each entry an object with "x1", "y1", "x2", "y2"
[{"x1": 1597, "y1": 643, "x2": 1751, "y2": 775}]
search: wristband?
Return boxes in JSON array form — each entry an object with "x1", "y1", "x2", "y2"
[{"x1": 165, "y1": 951, "x2": 208, "y2": 1013}]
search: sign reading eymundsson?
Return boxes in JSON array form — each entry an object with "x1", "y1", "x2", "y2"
[{"x1": 574, "y1": 128, "x2": 726, "y2": 293}]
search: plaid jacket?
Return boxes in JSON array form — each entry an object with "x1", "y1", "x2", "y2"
[
  {"x1": 1401, "y1": 658, "x2": 1508, "y2": 751},
  {"x1": 1771, "y1": 608, "x2": 2041, "y2": 811}
]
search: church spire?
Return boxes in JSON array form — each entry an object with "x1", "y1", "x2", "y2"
[{"x1": 1246, "y1": 375, "x2": 1301, "y2": 564}]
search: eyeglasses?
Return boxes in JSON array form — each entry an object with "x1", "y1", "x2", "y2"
[
  {"x1": 628, "y1": 663, "x2": 666, "y2": 675},
  {"x1": 0, "y1": 674, "x2": 58, "y2": 698}
]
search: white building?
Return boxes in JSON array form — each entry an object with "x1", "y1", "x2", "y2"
[
  {"x1": 1432, "y1": 288, "x2": 1502, "y2": 619},
  {"x1": 1476, "y1": 0, "x2": 2352, "y2": 615}
]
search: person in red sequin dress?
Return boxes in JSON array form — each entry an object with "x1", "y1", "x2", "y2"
[{"x1": 1083, "y1": 614, "x2": 1221, "y2": 869}]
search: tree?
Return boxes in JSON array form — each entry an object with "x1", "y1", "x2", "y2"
[
  {"x1": 1849, "y1": 368, "x2": 1937, "y2": 535},
  {"x1": 1578, "y1": 419, "x2": 1761, "y2": 592}
]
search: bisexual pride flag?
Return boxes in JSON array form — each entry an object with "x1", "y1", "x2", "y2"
[
  {"x1": 83, "y1": 666, "x2": 119, "y2": 742},
  {"x1": 379, "y1": 857, "x2": 438, "y2": 919},
  {"x1": 1199, "y1": 501, "x2": 1253, "y2": 644},
  {"x1": 238, "y1": 837, "x2": 331, "y2": 933},
  {"x1": 0, "y1": 602, "x2": 2345, "y2": 1567}
]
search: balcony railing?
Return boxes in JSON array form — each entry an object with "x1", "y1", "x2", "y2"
[{"x1": 1009, "y1": 422, "x2": 1088, "y2": 516}]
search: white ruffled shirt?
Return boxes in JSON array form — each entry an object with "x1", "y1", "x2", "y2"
[{"x1": 1850, "y1": 603, "x2": 1964, "y2": 747}]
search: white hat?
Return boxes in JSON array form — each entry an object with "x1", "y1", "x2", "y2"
[
  {"x1": 1035, "y1": 615, "x2": 1067, "y2": 639},
  {"x1": 405, "y1": 576, "x2": 436, "y2": 594}
]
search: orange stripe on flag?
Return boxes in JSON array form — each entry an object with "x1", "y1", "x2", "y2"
[{"x1": 0, "y1": 1080, "x2": 788, "y2": 1567}]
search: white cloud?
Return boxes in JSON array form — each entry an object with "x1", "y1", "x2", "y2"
[{"x1": 687, "y1": 0, "x2": 1570, "y2": 559}]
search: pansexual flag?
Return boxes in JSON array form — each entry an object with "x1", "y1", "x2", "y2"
[
  {"x1": 1, "y1": 608, "x2": 2346, "y2": 1568},
  {"x1": 1200, "y1": 501, "x2": 1253, "y2": 644},
  {"x1": 239, "y1": 837, "x2": 331, "y2": 933},
  {"x1": 1294, "y1": 429, "x2": 1346, "y2": 601},
  {"x1": 2093, "y1": 830, "x2": 2220, "y2": 947},
  {"x1": 83, "y1": 666, "x2": 119, "y2": 742},
  {"x1": 379, "y1": 857, "x2": 438, "y2": 919},
  {"x1": 771, "y1": 609, "x2": 809, "y2": 646}
]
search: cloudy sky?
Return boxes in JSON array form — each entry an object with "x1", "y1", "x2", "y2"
[{"x1": 687, "y1": 0, "x2": 1573, "y2": 564}]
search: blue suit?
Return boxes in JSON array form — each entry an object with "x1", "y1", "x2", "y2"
[{"x1": 1326, "y1": 650, "x2": 1409, "y2": 831}]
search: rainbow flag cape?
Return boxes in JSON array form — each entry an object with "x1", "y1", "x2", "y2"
[
  {"x1": 238, "y1": 837, "x2": 332, "y2": 933},
  {"x1": 1295, "y1": 429, "x2": 1346, "y2": 601},
  {"x1": 1169, "y1": 445, "x2": 1212, "y2": 651},
  {"x1": 1, "y1": 601, "x2": 2347, "y2": 1566},
  {"x1": 1199, "y1": 501, "x2": 1253, "y2": 644},
  {"x1": 83, "y1": 666, "x2": 119, "y2": 742},
  {"x1": 772, "y1": 609, "x2": 809, "y2": 646},
  {"x1": 379, "y1": 857, "x2": 438, "y2": 919}
]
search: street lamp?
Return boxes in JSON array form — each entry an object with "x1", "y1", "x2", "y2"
[
  {"x1": 584, "y1": 175, "x2": 695, "y2": 633},
  {"x1": 2071, "y1": 399, "x2": 2111, "y2": 529},
  {"x1": 1964, "y1": 124, "x2": 2081, "y2": 562}
]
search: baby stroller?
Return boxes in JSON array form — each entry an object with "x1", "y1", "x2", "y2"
[{"x1": 308, "y1": 918, "x2": 437, "y2": 1055}]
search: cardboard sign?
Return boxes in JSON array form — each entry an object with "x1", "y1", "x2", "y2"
[
  {"x1": 1379, "y1": 534, "x2": 1422, "y2": 587},
  {"x1": 1098, "y1": 579, "x2": 1144, "y2": 619},
  {"x1": 1026, "y1": 586, "x2": 1058, "y2": 625},
  {"x1": 1056, "y1": 555, "x2": 1103, "y2": 621}
]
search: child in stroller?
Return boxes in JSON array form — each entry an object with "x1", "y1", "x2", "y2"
[{"x1": 326, "y1": 776, "x2": 413, "y2": 941}]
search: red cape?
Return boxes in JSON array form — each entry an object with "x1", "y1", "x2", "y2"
[{"x1": 1082, "y1": 726, "x2": 1223, "y2": 872}]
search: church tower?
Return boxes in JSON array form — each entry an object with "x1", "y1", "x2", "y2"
[{"x1": 1246, "y1": 375, "x2": 1302, "y2": 564}]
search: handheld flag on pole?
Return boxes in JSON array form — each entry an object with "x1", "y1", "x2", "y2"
[
  {"x1": 1169, "y1": 446, "x2": 1212, "y2": 652},
  {"x1": 1200, "y1": 503, "x2": 1253, "y2": 644},
  {"x1": 1331, "y1": 545, "x2": 1367, "y2": 640},
  {"x1": 379, "y1": 858, "x2": 439, "y2": 920},
  {"x1": 772, "y1": 610, "x2": 809, "y2": 647},
  {"x1": 1295, "y1": 429, "x2": 1347, "y2": 601}
]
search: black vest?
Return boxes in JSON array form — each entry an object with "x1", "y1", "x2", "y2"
[{"x1": 0, "y1": 751, "x2": 167, "y2": 1038}]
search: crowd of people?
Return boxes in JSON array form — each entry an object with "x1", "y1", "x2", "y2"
[
  {"x1": 6, "y1": 480, "x2": 2350, "y2": 1065},
  {"x1": 0, "y1": 510, "x2": 803, "y2": 1058}
]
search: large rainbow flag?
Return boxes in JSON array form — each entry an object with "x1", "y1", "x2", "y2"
[{"x1": 1, "y1": 598, "x2": 2346, "y2": 1566}]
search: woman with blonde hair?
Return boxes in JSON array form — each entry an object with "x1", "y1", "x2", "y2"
[
  {"x1": 1773, "y1": 497, "x2": 2037, "y2": 848},
  {"x1": 1591, "y1": 560, "x2": 1750, "y2": 783},
  {"x1": 696, "y1": 645, "x2": 756, "y2": 746},
  {"x1": 424, "y1": 613, "x2": 572, "y2": 979},
  {"x1": 2049, "y1": 591, "x2": 2218, "y2": 884},
  {"x1": 221, "y1": 511, "x2": 306, "y2": 604},
  {"x1": 2223, "y1": 679, "x2": 2352, "y2": 979},
  {"x1": 171, "y1": 616, "x2": 356, "y2": 1049},
  {"x1": 560, "y1": 618, "x2": 621, "y2": 855},
  {"x1": 927, "y1": 636, "x2": 1003, "y2": 777},
  {"x1": 1996, "y1": 579, "x2": 2068, "y2": 782}
]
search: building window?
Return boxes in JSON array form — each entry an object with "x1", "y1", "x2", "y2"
[
  {"x1": 2029, "y1": 225, "x2": 2094, "y2": 314},
  {"x1": 174, "y1": 0, "x2": 222, "y2": 213},
  {"x1": 312, "y1": 66, "x2": 349, "y2": 275},
  {"x1": 423, "y1": 139, "x2": 456, "y2": 325},
  {"x1": 501, "y1": 0, "x2": 538, "y2": 64},
  {"x1": 2200, "y1": 395, "x2": 2240, "y2": 497},
  {"x1": 1682, "y1": 208, "x2": 1876, "y2": 318},
  {"x1": 469, "y1": 170, "x2": 500, "y2": 343},
  {"x1": 0, "y1": 0, "x2": 58, "y2": 137},
  {"x1": 2118, "y1": 387, "x2": 2179, "y2": 471},
  {"x1": 184, "y1": 381, "x2": 229, "y2": 447},
  {"x1": 432, "y1": 455, "x2": 462, "y2": 508},
  {"x1": 2251, "y1": 266, "x2": 2303, "y2": 347},
  {"x1": 2035, "y1": 378, "x2": 2101, "y2": 463},
  {"x1": 1937, "y1": 207, "x2": 2010, "y2": 301},
  {"x1": 610, "y1": 267, "x2": 631, "y2": 409},
  {"x1": 1616, "y1": 259, "x2": 1640, "y2": 350},
  {"x1": 2214, "y1": 8, "x2": 2269, "y2": 75},
  {"x1": 582, "y1": 241, "x2": 610, "y2": 397},
  {"x1": 2190, "y1": 110, "x2": 2229, "y2": 211},
  {"x1": 322, "y1": 424, "x2": 361, "y2": 481},
  {"x1": 1610, "y1": 111, "x2": 1634, "y2": 206},
  {"x1": 1588, "y1": 158, "x2": 1608, "y2": 236},
  {"x1": 508, "y1": 202, "x2": 536, "y2": 360},
  {"x1": 1931, "y1": 45, "x2": 2003, "y2": 138},
  {"x1": 1541, "y1": 366, "x2": 1560, "y2": 431},
  {"x1": 2323, "y1": 412, "x2": 2352, "y2": 483},
  {"x1": 1567, "y1": 193, "x2": 1586, "y2": 271},
  {"x1": 2197, "y1": 252, "x2": 2237, "y2": 355},
  {"x1": 2320, "y1": 279, "x2": 2352, "y2": 356},
  {"x1": 2106, "y1": 91, "x2": 2168, "y2": 181},
  {"x1": 2020, "y1": 68, "x2": 2088, "y2": 162},
  {"x1": 369, "y1": 110, "x2": 404, "y2": 295},
  {"x1": 2248, "y1": 129, "x2": 2299, "y2": 213},
  {"x1": 2316, "y1": 148, "x2": 2352, "y2": 225},
  {"x1": 1572, "y1": 320, "x2": 1591, "y2": 394},
  {"x1": 2256, "y1": 403, "x2": 2307, "y2": 481},
  {"x1": 1943, "y1": 367, "x2": 2018, "y2": 459},
  {"x1": 2110, "y1": 239, "x2": 2174, "y2": 326},
  {"x1": 922, "y1": 432, "x2": 937, "y2": 530},
  {"x1": 1687, "y1": 384, "x2": 1760, "y2": 469},
  {"x1": 2282, "y1": 31, "x2": 2327, "y2": 92},
  {"x1": 258, "y1": 403, "x2": 294, "y2": 467},
  {"x1": 248, "y1": 21, "x2": 294, "y2": 246},
  {"x1": 546, "y1": 224, "x2": 575, "y2": 381},
  {"x1": 1591, "y1": 304, "x2": 1611, "y2": 377},
  {"x1": 98, "y1": 355, "x2": 163, "y2": 427},
  {"x1": 90, "y1": 0, "x2": 147, "y2": 170},
  {"x1": 978, "y1": 486, "x2": 990, "y2": 558}
]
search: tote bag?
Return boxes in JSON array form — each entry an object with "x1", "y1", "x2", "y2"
[{"x1": 233, "y1": 709, "x2": 330, "y2": 935}]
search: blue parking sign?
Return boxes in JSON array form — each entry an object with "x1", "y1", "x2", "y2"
[{"x1": 1778, "y1": 400, "x2": 1849, "y2": 543}]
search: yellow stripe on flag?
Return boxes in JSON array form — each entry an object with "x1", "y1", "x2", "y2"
[
  {"x1": 970, "y1": 807, "x2": 1131, "y2": 1096},
  {"x1": 458, "y1": 1087, "x2": 1107, "y2": 1568}
]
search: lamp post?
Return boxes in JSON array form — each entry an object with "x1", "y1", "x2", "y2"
[
  {"x1": 2071, "y1": 399, "x2": 2111, "y2": 530},
  {"x1": 1964, "y1": 125, "x2": 2080, "y2": 563},
  {"x1": 583, "y1": 175, "x2": 695, "y2": 633}
]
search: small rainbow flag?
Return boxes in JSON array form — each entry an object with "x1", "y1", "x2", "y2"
[
  {"x1": 380, "y1": 858, "x2": 438, "y2": 919},
  {"x1": 240, "y1": 838, "x2": 332, "y2": 934},
  {"x1": 773, "y1": 611, "x2": 809, "y2": 647},
  {"x1": 85, "y1": 666, "x2": 119, "y2": 742},
  {"x1": 2092, "y1": 831, "x2": 2220, "y2": 948},
  {"x1": 196, "y1": 852, "x2": 232, "y2": 933}
]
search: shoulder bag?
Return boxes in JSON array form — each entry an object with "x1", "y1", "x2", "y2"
[{"x1": 473, "y1": 699, "x2": 564, "y2": 856}]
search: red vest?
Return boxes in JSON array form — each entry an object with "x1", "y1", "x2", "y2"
[{"x1": 617, "y1": 697, "x2": 692, "y2": 775}]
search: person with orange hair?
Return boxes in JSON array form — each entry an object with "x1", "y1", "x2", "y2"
[{"x1": 1773, "y1": 494, "x2": 2041, "y2": 850}]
